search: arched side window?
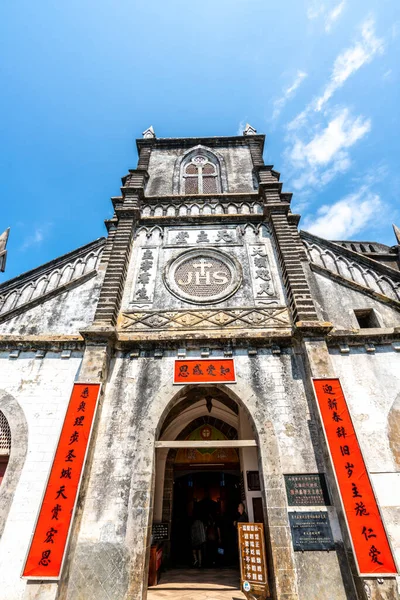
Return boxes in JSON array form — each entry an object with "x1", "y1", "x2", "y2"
[
  {"x1": 0, "y1": 410, "x2": 11, "y2": 487},
  {"x1": 183, "y1": 154, "x2": 220, "y2": 194}
]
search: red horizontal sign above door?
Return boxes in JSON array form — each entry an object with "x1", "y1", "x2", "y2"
[
  {"x1": 22, "y1": 383, "x2": 101, "y2": 580},
  {"x1": 174, "y1": 359, "x2": 236, "y2": 384}
]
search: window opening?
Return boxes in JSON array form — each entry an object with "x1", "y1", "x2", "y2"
[
  {"x1": 183, "y1": 155, "x2": 219, "y2": 195},
  {"x1": 354, "y1": 309, "x2": 380, "y2": 329}
]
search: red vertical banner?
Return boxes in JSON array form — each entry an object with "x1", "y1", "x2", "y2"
[
  {"x1": 22, "y1": 383, "x2": 101, "y2": 579},
  {"x1": 313, "y1": 378, "x2": 397, "y2": 576}
]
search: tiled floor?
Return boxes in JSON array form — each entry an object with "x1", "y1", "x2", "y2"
[{"x1": 147, "y1": 568, "x2": 246, "y2": 600}]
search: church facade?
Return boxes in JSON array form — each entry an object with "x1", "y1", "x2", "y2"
[{"x1": 0, "y1": 126, "x2": 400, "y2": 600}]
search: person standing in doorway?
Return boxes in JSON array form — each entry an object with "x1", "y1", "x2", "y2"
[
  {"x1": 205, "y1": 513, "x2": 221, "y2": 567},
  {"x1": 191, "y1": 514, "x2": 206, "y2": 568},
  {"x1": 234, "y1": 502, "x2": 249, "y2": 526}
]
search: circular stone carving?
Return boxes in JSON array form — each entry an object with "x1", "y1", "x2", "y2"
[{"x1": 164, "y1": 248, "x2": 242, "y2": 304}]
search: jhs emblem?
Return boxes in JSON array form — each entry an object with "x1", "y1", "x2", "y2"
[{"x1": 177, "y1": 258, "x2": 229, "y2": 286}]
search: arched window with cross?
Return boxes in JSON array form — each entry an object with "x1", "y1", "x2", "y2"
[{"x1": 183, "y1": 153, "x2": 221, "y2": 195}]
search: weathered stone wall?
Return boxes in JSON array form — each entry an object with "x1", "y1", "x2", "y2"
[
  {"x1": 120, "y1": 224, "x2": 287, "y2": 314},
  {"x1": 146, "y1": 145, "x2": 255, "y2": 196},
  {"x1": 307, "y1": 270, "x2": 400, "y2": 329},
  {"x1": 0, "y1": 351, "x2": 82, "y2": 600},
  {"x1": 0, "y1": 274, "x2": 104, "y2": 335},
  {"x1": 63, "y1": 348, "x2": 352, "y2": 600},
  {"x1": 330, "y1": 346, "x2": 400, "y2": 574}
]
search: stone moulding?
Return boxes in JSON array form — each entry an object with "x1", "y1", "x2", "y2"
[{"x1": 119, "y1": 306, "x2": 291, "y2": 331}]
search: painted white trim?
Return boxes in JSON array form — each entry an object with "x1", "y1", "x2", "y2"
[{"x1": 155, "y1": 440, "x2": 257, "y2": 448}]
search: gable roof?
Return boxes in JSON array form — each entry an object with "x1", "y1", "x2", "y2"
[
  {"x1": 0, "y1": 238, "x2": 105, "y2": 324},
  {"x1": 301, "y1": 230, "x2": 400, "y2": 310}
]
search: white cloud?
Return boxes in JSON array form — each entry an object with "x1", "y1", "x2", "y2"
[
  {"x1": 307, "y1": 1, "x2": 325, "y2": 20},
  {"x1": 287, "y1": 16, "x2": 384, "y2": 132},
  {"x1": 272, "y1": 71, "x2": 308, "y2": 120},
  {"x1": 302, "y1": 186, "x2": 382, "y2": 238},
  {"x1": 307, "y1": 0, "x2": 346, "y2": 32},
  {"x1": 286, "y1": 108, "x2": 371, "y2": 191},
  {"x1": 290, "y1": 109, "x2": 370, "y2": 167},
  {"x1": 237, "y1": 120, "x2": 246, "y2": 135},
  {"x1": 21, "y1": 227, "x2": 47, "y2": 251},
  {"x1": 325, "y1": 1, "x2": 346, "y2": 32},
  {"x1": 315, "y1": 17, "x2": 384, "y2": 111}
]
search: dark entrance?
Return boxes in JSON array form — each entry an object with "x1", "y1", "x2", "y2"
[{"x1": 171, "y1": 471, "x2": 241, "y2": 568}]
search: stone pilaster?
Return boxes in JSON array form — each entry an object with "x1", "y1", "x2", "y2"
[
  {"x1": 56, "y1": 156, "x2": 150, "y2": 599},
  {"x1": 92, "y1": 169, "x2": 148, "y2": 328},
  {"x1": 257, "y1": 166, "x2": 320, "y2": 324}
]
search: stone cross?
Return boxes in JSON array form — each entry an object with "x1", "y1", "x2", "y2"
[{"x1": 193, "y1": 259, "x2": 213, "y2": 276}]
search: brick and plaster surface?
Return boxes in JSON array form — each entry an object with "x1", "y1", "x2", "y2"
[
  {"x1": 0, "y1": 129, "x2": 399, "y2": 600},
  {"x1": 146, "y1": 144, "x2": 255, "y2": 197},
  {"x1": 0, "y1": 275, "x2": 104, "y2": 335},
  {"x1": 330, "y1": 347, "x2": 400, "y2": 568},
  {"x1": 62, "y1": 350, "x2": 353, "y2": 600},
  {"x1": 0, "y1": 352, "x2": 82, "y2": 600}
]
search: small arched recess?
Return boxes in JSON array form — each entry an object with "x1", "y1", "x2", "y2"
[{"x1": 0, "y1": 391, "x2": 28, "y2": 540}]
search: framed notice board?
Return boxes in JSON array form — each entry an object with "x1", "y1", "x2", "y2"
[{"x1": 238, "y1": 522, "x2": 270, "y2": 599}]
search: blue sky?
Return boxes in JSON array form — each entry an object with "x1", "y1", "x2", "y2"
[{"x1": 1, "y1": 0, "x2": 399, "y2": 281}]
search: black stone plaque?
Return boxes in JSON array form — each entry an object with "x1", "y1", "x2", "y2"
[
  {"x1": 284, "y1": 473, "x2": 330, "y2": 506},
  {"x1": 246, "y1": 471, "x2": 261, "y2": 491},
  {"x1": 289, "y1": 511, "x2": 335, "y2": 551},
  {"x1": 152, "y1": 522, "x2": 169, "y2": 542}
]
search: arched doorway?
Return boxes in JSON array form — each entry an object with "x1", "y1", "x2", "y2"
[{"x1": 149, "y1": 385, "x2": 266, "y2": 595}]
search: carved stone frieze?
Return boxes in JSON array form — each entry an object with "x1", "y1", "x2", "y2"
[
  {"x1": 248, "y1": 244, "x2": 277, "y2": 304},
  {"x1": 119, "y1": 306, "x2": 290, "y2": 331},
  {"x1": 130, "y1": 247, "x2": 159, "y2": 304},
  {"x1": 165, "y1": 225, "x2": 241, "y2": 247}
]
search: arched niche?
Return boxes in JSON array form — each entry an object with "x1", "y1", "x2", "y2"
[{"x1": 0, "y1": 390, "x2": 28, "y2": 539}]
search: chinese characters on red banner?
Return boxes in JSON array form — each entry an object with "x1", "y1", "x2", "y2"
[
  {"x1": 22, "y1": 383, "x2": 101, "y2": 579},
  {"x1": 313, "y1": 378, "x2": 397, "y2": 575},
  {"x1": 174, "y1": 359, "x2": 236, "y2": 384}
]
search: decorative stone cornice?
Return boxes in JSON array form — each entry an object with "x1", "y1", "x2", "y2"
[
  {"x1": 294, "y1": 321, "x2": 334, "y2": 335},
  {"x1": 80, "y1": 325, "x2": 117, "y2": 344},
  {"x1": 0, "y1": 334, "x2": 85, "y2": 352},
  {"x1": 136, "y1": 134, "x2": 265, "y2": 153},
  {"x1": 326, "y1": 327, "x2": 400, "y2": 346}
]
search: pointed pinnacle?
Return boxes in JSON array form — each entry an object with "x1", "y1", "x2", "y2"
[
  {"x1": 0, "y1": 227, "x2": 10, "y2": 249},
  {"x1": 393, "y1": 224, "x2": 400, "y2": 245}
]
